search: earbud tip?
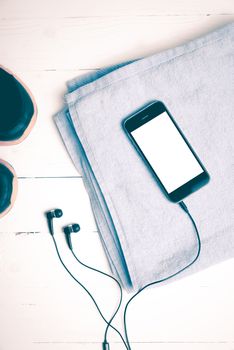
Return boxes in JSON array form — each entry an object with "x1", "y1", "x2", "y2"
[
  {"x1": 73, "y1": 223, "x2": 80, "y2": 233},
  {"x1": 55, "y1": 209, "x2": 63, "y2": 218}
]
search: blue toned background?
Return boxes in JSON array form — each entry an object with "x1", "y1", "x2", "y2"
[{"x1": 0, "y1": 1, "x2": 234, "y2": 349}]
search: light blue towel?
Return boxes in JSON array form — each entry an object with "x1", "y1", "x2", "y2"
[{"x1": 55, "y1": 23, "x2": 234, "y2": 291}]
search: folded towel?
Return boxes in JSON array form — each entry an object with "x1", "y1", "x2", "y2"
[{"x1": 55, "y1": 23, "x2": 234, "y2": 291}]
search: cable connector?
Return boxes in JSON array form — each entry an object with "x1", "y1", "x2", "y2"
[
  {"x1": 103, "y1": 341, "x2": 110, "y2": 350},
  {"x1": 179, "y1": 201, "x2": 189, "y2": 213}
]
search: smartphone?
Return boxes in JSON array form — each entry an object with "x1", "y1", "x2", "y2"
[{"x1": 123, "y1": 101, "x2": 209, "y2": 203}]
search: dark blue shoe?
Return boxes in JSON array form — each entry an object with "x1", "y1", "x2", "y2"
[
  {"x1": 0, "y1": 66, "x2": 37, "y2": 218},
  {"x1": 0, "y1": 160, "x2": 17, "y2": 219},
  {"x1": 0, "y1": 65, "x2": 37, "y2": 145}
]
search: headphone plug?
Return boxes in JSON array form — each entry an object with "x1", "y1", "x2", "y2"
[
  {"x1": 103, "y1": 341, "x2": 110, "y2": 350},
  {"x1": 179, "y1": 201, "x2": 189, "y2": 213}
]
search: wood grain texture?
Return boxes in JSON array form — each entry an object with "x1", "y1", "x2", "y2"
[
  {"x1": 1, "y1": 16, "x2": 234, "y2": 71},
  {"x1": 1, "y1": 0, "x2": 234, "y2": 17},
  {"x1": 0, "y1": 0, "x2": 234, "y2": 349}
]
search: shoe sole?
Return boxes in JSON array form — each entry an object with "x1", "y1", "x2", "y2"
[
  {"x1": 0, "y1": 159, "x2": 18, "y2": 219},
  {"x1": 0, "y1": 65, "x2": 37, "y2": 146}
]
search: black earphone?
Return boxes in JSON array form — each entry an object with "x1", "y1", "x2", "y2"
[
  {"x1": 46, "y1": 208, "x2": 63, "y2": 236},
  {"x1": 63, "y1": 223, "x2": 80, "y2": 250},
  {"x1": 45, "y1": 208, "x2": 127, "y2": 349},
  {"x1": 45, "y1": 201, "x2": 201, "y2": 350}
]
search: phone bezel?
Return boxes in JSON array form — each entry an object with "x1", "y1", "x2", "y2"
[{"x1": 123, "y1": 101, "x2": 210, "y2": 203}]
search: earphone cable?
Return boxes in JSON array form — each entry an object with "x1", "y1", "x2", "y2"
[
  {"x1": 50, "y1": 235, "x2": 129, "y2": 349},
  {"x1": 123, "y1": 201, "x2": 201, "y2": 349},
  {"x1": 70, "y1": 249, "x2": 123, "y2": 344},
  {"x1": 47, "y1": 200, "x2": 201, "y2": 350}
]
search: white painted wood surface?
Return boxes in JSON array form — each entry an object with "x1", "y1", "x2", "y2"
[{"x1": 0, "y1": 1, "x2": 234, "y2": 349}]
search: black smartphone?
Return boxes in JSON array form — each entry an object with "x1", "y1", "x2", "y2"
[{"x1": 123, "y1": 101, "x2": 210, "y2": 203}]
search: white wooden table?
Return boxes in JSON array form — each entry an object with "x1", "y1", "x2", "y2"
[{"x1": 0, "y1": 1, "x2": 234, "y2": 349}]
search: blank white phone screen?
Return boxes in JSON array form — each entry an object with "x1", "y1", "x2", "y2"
[{"x1": 131, "y1": 112, "x2": 203, "y2": 193}]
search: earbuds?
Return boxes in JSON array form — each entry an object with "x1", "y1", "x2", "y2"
[
  {"x1": 45, "y1": 208, "x2": 125, "y2": 349},
  {"x1": 63, "y1": 224, "x2": 80, "y2": 250},
  {"x1": 45, "y1": 209, "x2": 80, "y2": 250},
  {"x1": 46, "y1": 208, "x2": 63, "y2": 235},
  {"x1": 47, "y1": 208, "x2": 63, "y2": 219},
  {"x1": 64, "y1": 223, "x2": 80, "y2": 234}
]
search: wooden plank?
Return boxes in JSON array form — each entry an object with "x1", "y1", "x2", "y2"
[
  {"x1": 0, "y1": 177, "x2": 97, "y2": 233},
  {"x1": 1, "y1": 0, "x2": 234, "y2": 18},
  {"x1": 21, "y1": 343, "x2": 234, "y2": 350},
  {"x1": 0, "y1": 16, "x2": 233, "y2": 71}
]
